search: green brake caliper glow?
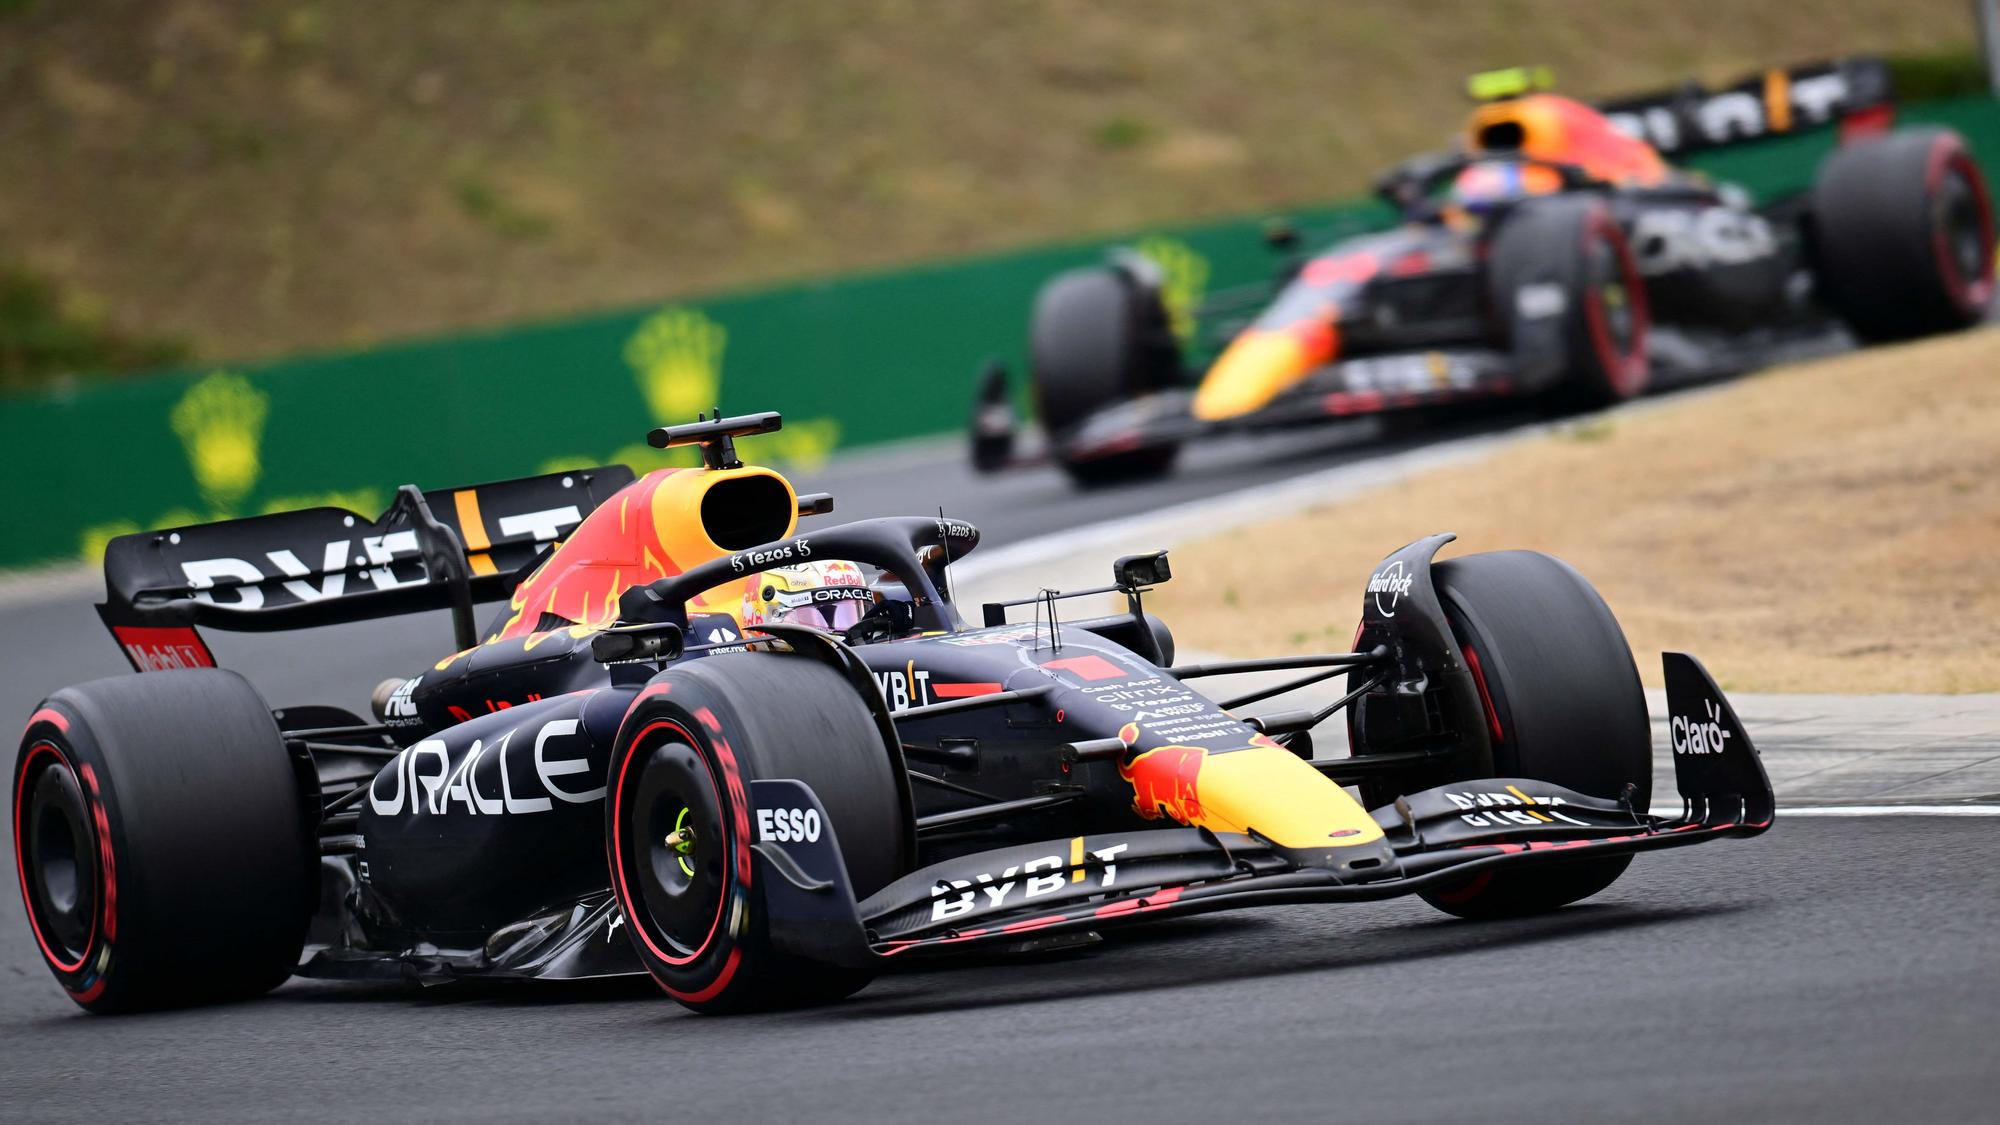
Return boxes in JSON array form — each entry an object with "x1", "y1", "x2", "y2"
[
  {"x1": 1602, "y1": 284, "x2": 1629, "y2": 341},
  {"x1": 666, "y1": 807, "x2": 696, "y2": 877}
]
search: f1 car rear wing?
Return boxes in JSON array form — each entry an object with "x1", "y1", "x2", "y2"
[
  {"x1": 1596, "y1": 56, "x2": 1894, "y2": 156},
  {"x1": 96, "y1": 465, "x2": 636, "y2": 672}
]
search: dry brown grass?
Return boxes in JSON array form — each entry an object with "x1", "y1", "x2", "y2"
[
  {"x1": 1149, "y1": 329, "x2": 2000, "y2": 694},
  {"x1": 0, "y1": 1, "x2": 1972, "y2": 360}
]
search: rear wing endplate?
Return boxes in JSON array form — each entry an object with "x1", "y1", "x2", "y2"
[{"x1": 97, "y1": 465, "x2": 635, "y2": 672}]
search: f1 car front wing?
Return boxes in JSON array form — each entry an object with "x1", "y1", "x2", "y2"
[
  {"x1": 751, "y1": 652, "x2": 1772, "y2": 966},
  {"x1": 1043, "y1": 347, "x2": 1517, "y2": 467}
]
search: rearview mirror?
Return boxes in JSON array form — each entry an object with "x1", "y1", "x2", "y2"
[
  {"x1": 591, "y1": 621, "x2": 686, "y2": 664},
  {"x1": 1114, "y1": 551, "x2": 1171, "y2": 589}
]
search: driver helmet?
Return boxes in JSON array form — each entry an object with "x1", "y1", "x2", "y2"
[
  {"x1": 751, "y1": 559, "x2": 877, "y2": 632},
  {"x1": 1448, "y1": 160, "x2": 1562, "y2": 214}
]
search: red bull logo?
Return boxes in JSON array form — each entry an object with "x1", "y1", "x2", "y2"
[
  {"x1": 1120, "y1": 741, "x2": 1208, "y2": 826},
  {"x1": 818, "y1": 559, "x2": 866, "y2": 586}
]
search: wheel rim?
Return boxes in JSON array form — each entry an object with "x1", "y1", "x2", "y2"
[
  {"x1": 621, "y1": 732, "x2": 727, "y2": 962},
  {"x1": 16, "y1": 744, "x2": 97, "y2": 972}
]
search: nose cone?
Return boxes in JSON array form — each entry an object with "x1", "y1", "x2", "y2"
[{"x1": 1191, "y1": 322, "x2": 1337, "y2": 421}]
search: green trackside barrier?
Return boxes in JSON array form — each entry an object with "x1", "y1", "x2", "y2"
[
  {"x1": 2, "y1": 95, "x2": 1996, "y2": 573},
  {"x1": 0, "y1": 201, "x2": 1387, "y2": 571}
]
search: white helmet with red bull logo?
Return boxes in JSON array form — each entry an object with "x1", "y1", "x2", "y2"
[{"x1": 749, "y1": 559, "x2": 877, "y2": 633}]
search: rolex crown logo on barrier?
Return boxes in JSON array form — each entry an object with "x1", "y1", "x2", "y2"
[
  {"x1": 1135, "y1": 235, "x2": 1211, "y2": 344},
  {"x1": 170, "y1": 371, "x2": 268, "y2": 510},
  {"x1": 624, "y1": 306, "x2": 726, "y2": 423}
]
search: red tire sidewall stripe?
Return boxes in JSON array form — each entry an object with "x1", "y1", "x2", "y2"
[
  {"x1": 611, "y1": 718, "x2": 727, "y2": 968},
  {"x1": 1927, "y1": 138, "x2": 1996, "y2": 312},
  {"x1": 1580, "y1": 207, "x2": 1651, "y2": 399},
  {"x1": 1461, "y1": 643, "x2": 1507, "y2": 747},
  {"x1": 13, "y1": 735, "x2": 100, "y2": 980},
  {"x1": 24, "y1": 708, "x2": 68, "y2": 736},
  {"x1": 661, "y1": 945, "x2": 743, "y2": 1005}
]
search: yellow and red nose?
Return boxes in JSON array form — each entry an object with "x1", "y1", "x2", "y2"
[
  {"x1": 1191, "y1": 321, "x2": 1339, "y2": 421},
  {"x1": 1122, "y1": 736, "x2": 1384, "y2": 850}
]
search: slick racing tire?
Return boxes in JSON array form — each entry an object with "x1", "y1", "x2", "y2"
[
  {"x1": 1487, "y1": 196, "x2": 1650, "y2": 409},
  {"x1": 607, "y1": 652, "x2": 909, "y2": 1014},
  {"x1": 1419, "y1": 551, "x2": 1653, "y2": 920},
  {"x1": 1812, "y1": 127, "x2": 1995, "y2": 342},
  {"x1": 1030, "y1": 265, "x2": 1183, "y2": 485},
  {"x1": 13, "y1": 670, "x2": 315, "y2": 1013}
]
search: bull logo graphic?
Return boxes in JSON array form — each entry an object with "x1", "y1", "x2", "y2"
[
  {"x1": 170, "y1": 371, "x2": 267, "y2": 511},
  {"x1": 1135, "y1": 235, "x2": 1211, "y2": 344},
  {"x1": 1120, "y1": 740, "x2": 1208, "y2": 826},
  {"x1": 624, "y1": 306, "x2": 726, "y2": 425}
]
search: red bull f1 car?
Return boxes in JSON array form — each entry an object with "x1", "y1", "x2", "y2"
[
  {"x1": 15, "y1": 413, "x2": 1770, "y2": 1014},
  {"x1": 971, "y1": 59, "x2": 1995, "y2": 484}
]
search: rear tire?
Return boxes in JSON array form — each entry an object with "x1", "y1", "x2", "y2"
[
  {"x1": 1487, "y1": 197, "x2": 1651, "y2": 409},
  {"x1": 606, "y1": 653, "x2": 909, "y2": 1013},
  {"x1": 1813, "y1": 128, "x2": 1995, "y2": 342},
  {"x1": 1030, "y1": 266, "x2": 1183, "y2": 485},
  {"x1": 1420, "y1": 551, "x2": 1653, "y2": 919},
  {"x1": 14, "y1": 671, "x2": 314, "y2": 1013}
]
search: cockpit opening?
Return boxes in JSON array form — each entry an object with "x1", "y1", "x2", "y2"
[{"x1": 1476, "y1": 119, "x2": 1525, "y2": 151}]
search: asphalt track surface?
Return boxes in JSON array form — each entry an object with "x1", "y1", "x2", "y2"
[
  {"x1": 4, "y1": 414, "x2": 1998, "y2": 1122},
  {"x1": 1, "y1": 820, "x2": 1993, "y2": 1123}
]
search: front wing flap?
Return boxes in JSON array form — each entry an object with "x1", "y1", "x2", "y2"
[{"x1": 1060, "y1": 347, "x2": 1518, "y2": 465}]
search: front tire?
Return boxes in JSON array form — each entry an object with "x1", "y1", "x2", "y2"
[
  {"x1": 606, "y1": 652, "x2": 909, "y2": 1013},
  {"x1": 1813, "y1": 127, "x2": 1995, "y2": 342},
  {"x1": 1421, "y1": 551, "x2": 1652, "y2": 919},
  {"x1": 1030, "y1": 266, "x2": 1184, "y2": 485},
  {"x1": 1488, "y1": 197, "x2": 1651, "y2": 409},
  {"x1": 14, "y1": 671, "x2": 314, "y2": 1013}
]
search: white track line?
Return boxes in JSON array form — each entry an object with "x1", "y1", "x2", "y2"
[
  {"x1": 1774, "y1": 804, "x2": 2000, "y2": 818},
  {"x1": 1637, "y1": 804, "x2": 2000, "y2": 818}
]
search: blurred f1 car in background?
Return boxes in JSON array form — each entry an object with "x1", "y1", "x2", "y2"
[
  {"x1": 16, "y1": 412, "x2": 1769, "y2": 1015},
  {"x1": 972, "y1": 59, "x2": 1996, "y2": 484}
]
